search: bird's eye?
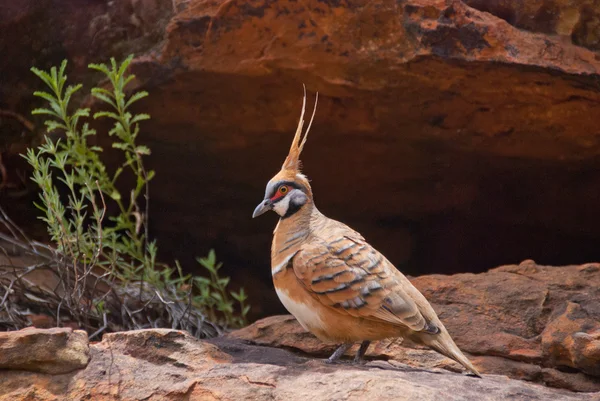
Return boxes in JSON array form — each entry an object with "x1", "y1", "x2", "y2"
[{"x1": 279, "y1": 185, "x2": 288, "y2": 194}]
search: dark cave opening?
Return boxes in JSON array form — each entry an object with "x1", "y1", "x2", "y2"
[{"x1": 138, "y1": 132, "x2": 600, "y2": 319}]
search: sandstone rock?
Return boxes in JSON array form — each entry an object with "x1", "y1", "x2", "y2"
[
  {"x1": 463, "y1": 0, "x2": 600, "y2": 50},
  {"x1": 231, "y1": 260, "x2": 600, "y2": 392},
  {"x1": 542, "y1": 302, "x2": 600, "y2": 377},
  {"x1": 99, "y1": 328, "x2": 232, "y2": 367},
  {"x1": 0, "y1": 328, "x2": 595, "y2": 401},
  {"x1": 0, "y1": 327, "x2": 89, "y2": 374}
]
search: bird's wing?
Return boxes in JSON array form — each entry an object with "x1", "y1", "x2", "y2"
[{"x1": 292, "y1": 234, "x2": 437, "y2": 333}]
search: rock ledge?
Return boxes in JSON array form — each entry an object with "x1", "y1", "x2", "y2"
[{"x1": 1, "y1": 328, "x2": 597, "y2": 401}]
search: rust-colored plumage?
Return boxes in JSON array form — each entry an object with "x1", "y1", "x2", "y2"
[{"x1": 252, "y1": 88, "x2": 480, "y2": 377}]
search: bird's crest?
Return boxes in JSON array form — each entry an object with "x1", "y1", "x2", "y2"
[{"x1": 281, "y1": 85, "x2": 319, "y2": 173}]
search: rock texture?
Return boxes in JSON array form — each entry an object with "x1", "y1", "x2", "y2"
[
  {"x1": 231, "y1": 260, "x2": 600, "y2": 392},
  {"x1": 0, "y1": 0, "x2": 172, "y2": 108},
  {"x1": 3, "y1": 0, "x2": 600, "y2": 317},
  {"x1": 463, "y1": 0, "x2": 600, "y2": 50},
  {"x1": 0, "y1": 328, "x2": 596, "y2": 401},
  {"x1": 0, "y1": 327, "x2": 89, "y2": 374}
]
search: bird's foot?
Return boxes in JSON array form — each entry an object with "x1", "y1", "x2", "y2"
[
  {"x1": 353, "y1": 340, "x2": 371, "y2": 364},
  {"x1": 326, "y1": 343, "x2": 352, "y2": 364}
]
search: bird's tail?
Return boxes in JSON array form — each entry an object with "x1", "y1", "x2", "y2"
[{"x1": 425, "y1": 334, "x2": 481, "y2": 377}]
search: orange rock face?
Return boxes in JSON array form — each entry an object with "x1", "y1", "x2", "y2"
[
  {"x1": 464, "y1": 0, "x2": 600, "y2": 50},
  {"x1": 231, "y1": 260, "x2": 600, "y2": 392},
  {"x1": 413, "y1": 261, "x2": 600, "y2": 392}
]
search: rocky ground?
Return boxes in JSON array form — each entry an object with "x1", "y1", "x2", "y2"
[
  {"x1": 231, "y1": 260, "x2": 600, "y2": 393},
  {"x1": 0, "y1": 260, "x2": 598, "y2": 400},
  {"x1": 1, "y1": 328, "x2": 597, "y2": 401}
]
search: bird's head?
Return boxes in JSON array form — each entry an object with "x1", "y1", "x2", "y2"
[{"x1": 252, "y1": 87, "x2": 318, "y2": 219}]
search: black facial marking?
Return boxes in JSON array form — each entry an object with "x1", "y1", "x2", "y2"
[
  {"x1": 268, "y1": 180, "x2": 307, "y2": 199},
  {"x1": 281, "y1": 201, "x2": 302, "y2": 219}
]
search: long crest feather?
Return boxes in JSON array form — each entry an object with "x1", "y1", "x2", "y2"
[{"x1": 282, "y1": 84, "x2": 319, "y2": 172}]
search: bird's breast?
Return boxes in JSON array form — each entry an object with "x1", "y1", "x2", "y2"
[{"x1": 274, "y1": 286, "x2": 326, "y2": 333}]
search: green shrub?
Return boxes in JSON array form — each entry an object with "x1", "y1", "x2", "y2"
[{"x1": 18, "y1": 56, "x2": 248, "y2": 336}]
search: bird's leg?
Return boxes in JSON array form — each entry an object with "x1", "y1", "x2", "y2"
[
  {"x1": 326, "y1": 343, "x2": 353, "y2": 364},
  {"x1": 354, "y1": 340, "x2": 371, "y2": 363}
]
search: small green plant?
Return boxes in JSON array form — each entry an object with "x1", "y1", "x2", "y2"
[{"x1": 19, "y1": 56, "x2": 248, "y2": 336}]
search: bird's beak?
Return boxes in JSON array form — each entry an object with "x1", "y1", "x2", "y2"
[{"x1": 252, "y1": 199, "x2": 272, "y2": 218}]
